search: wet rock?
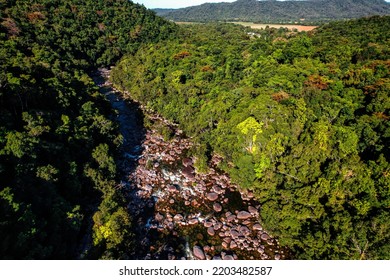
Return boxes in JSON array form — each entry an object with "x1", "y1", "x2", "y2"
[
  {"x1": 174, "y1": 214, "x2": 184, "y2": 221},
  {"x1": 230, "y1": 241, "x2": 237, "y2": 249},
  {"x1": 230, "y1": 230, "x2": 239, "y2": 238},
  {"x1": 213, "y1": 203, "x2": 222, "y2": 212},
  {"x1": 182, "y1": 166, "x2": 195, "y2": 179},
  {"x1": 207, "y1": 227, "x2": 215, "y2": 236},
  {"x1": 182, "y1": 158, "x2": 193, "y2": 167},
  {"x1": 168, "y1": 185, "x2": 177, "y2": 192},
  {"x1": 253, "y1": 224, "x2": 263, "y2": 231},
  {"x1": 222, "y1": 242, "x2": 228, "y2": 249},
  {"x1": 155, "y1": 213, "x2": 164, "y2": 222},
  {"x1": 237, "y1": 211, "x2": 251, "y2": 220},
  {"x1": 261, "y1": 233, "x2": 270, "y2": 241},
  {"x1": 213, "y1": 256, "x2": 222, "y2": 260},
  {"x1": 226, "y1": 214, "x2": 236, "y2": 222},
  {"x1": 212, "y1": 186, "x2": 223, "y2": 194},
  {"x1": 214, "y1": 222, "x2": 222, "y2": 231},
  {"x1": 193, "y1": 246, "x2": 206, "y2": 260},
  {"x1": 239, "y1": 226, "x2": 250, "y2": 236},
  {"x1": 207, "y1": 192, "x2": 219, "y2": 202},
  {"x1": 204, "y1": 221, "x2": 213, "y2": 228},
  {"x1": 275, "y1": 254, "x2": 281, "y2": 260},
  {"x1": 189, "y1": 218, "x2": 199, "y2": 225},
  {"x1": 248, "y1": 206, "x2": 258, "y2": 215}
]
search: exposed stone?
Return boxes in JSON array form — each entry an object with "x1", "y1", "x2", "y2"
[
  {"x1": 213, "y1": 203, "x2": 222, "y2": 212},
  {"x1": 182, "y1": 166, "x2": 195, "y2": 179},
  {"x1": 207, "y1": 227, "x2": 215, "y2": 236},
  {"x1": 253, "y1": 224, "x2": 263, "y2": 231},
  {"x1": 239, "y1": 226, "x2": 250, "y2": 236},
  {"x1": 248, "y1": 206, "x2": 258, "y2": 215},
  {"x1": 204, "y1": 221, "x2": 213, "y2": 228},
  {"x1": 189, "y1": 218, "x2": 198, "y2": 225},
  {"x1": 237, "y1": 211, "x2": 252, "y2": 220},
  {"x1": 173, "y1": 214, "x2": 184, "y2": 221},
  {"x1": 155, "y1": 213, "x2": 164, "y2": 222},
  {"x1": 206, "y1": 192, "x2": 219, "y2": 202},
  {"x1": 226, "y1": 214, "x2": 236, "y2": 222},
  {"x1": 261, "y1": 233, "x2": 270, "y2": 241},
  {"x1": 275, "y1": 254, "x2": 281, "y2": 260},
  {"x1": 230, "y1": 241, "x2": 238, "y2": 249},
  {"x1": 193, "y1": 246, "x2": 206, "y2": 260},
  {"x1": 182, "y1": 158, "x2": 193, "y2": 167},
  {"x1": 230, "y1": 230, "x2": 239, "y2": 238},
  {"x1": 214, "y1": 222, "x2": 222, "y2": 231}
]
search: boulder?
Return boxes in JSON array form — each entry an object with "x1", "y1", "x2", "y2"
[
  {"x1": 239, "y1": 226, "x2": 250, "y2": 236},
  {"x1": 207, "y1": 227, "x2": 215, "y2": 236},
  {"x1": 182, "y1": 158, "x2": 193, "y2": 167},
  {"x1": 206, "y1": 192, "x2": 219, "y2": 202},
  {"x1": 230, "y1": 241, "x2": 238, "y2": 249},
  {"x1": 189, "y1": 218, "x2": 199, "y2": 225},
  {"x1": 155, "y1": 213, "x2": 164, "y2": 222},
  {"x1": 204, "y1": 221, "x2": 213, "y2": 228},
  {"x1": 174, "y1": 214, "x2": 184, "y2": 221},
  {"x1": 213, "y1": 203, "x2": 222, "y2": 212},
  {"x1": 237, "y1": 211, "x2": 252, "y2": 220},
  {"x1": 260, "y1": 233, "x2": 270, "y2": 241},
  {"x1": 226, "y1": 214, "x2": 236, "y2": 222},
  {"x1": 248, "y1": 206, "x2": 258, "y2": 215},
  {"x1": 193, "y1": 246, "x2": 206, "y2": 260},
  {"x1": 253, "y1": 224, "x2": 262, "y2": 231},
  {"x1": 182, "y1": 166, "x2": 195, "y2": 179}
]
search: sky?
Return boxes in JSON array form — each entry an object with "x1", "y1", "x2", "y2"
[{"x1": 134, "y1": 0, "x2": 390, "y2": 9}]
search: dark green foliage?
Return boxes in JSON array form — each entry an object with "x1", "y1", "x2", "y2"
[
  {"x1": 112, "y1": 16, "x2": 390, "y2": 259},
  {"x1": 0, "y1": 0, "x2": 175, "y2": 259},
  {"x1": 158, "y1": 0, "x2": 390, "y2": 24}
]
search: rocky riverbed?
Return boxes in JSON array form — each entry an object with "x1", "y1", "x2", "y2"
[{"x1": 98, "y1": 68, "x2": 287, "y2": 260}]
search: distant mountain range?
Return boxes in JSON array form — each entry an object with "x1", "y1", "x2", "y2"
[{"x1": 154, "y1": 0, "x2": 390, "y2": 23}]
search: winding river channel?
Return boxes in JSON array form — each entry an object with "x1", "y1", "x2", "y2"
[{"x1": 95, "y1": 68, "x2": 287, "y2": 260}]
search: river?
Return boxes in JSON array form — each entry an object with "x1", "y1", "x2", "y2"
[{"x1": 95, "y1": 68, "x2": 288, "y2": 260}]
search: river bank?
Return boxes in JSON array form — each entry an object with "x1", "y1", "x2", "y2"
[{"x1": 98, "y1": 68, "x2": 287, "y2": 260}]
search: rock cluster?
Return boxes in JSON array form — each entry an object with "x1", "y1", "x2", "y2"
[{"x1": 127, "y1": 120, "x2": 286, "y2": 260}]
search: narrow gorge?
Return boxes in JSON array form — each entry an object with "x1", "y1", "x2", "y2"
[{"x1": 96, "y1": 68, "x2": 287, "y2": 260}]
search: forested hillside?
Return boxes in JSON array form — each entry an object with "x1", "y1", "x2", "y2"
[
  {"x1": 112, "y1": 16, "x2": 390, "y2": 259},
  {"x1": 158, "y1": 0, "x2": 390, "y2": 24},
  {"x1": 0, "y1": 0, "x2": 176, "y2": 259}
]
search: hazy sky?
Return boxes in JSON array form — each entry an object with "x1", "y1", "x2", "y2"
[{"x1": 134, "y1": 0, "x2": 390, "y2": 9}]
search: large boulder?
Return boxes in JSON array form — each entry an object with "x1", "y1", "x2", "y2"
[
  {"x1": 206, "y1": 192, "x2": 219, "y2": 202},
  {"x1": 237, "y1": 211, "x2": 251, "y2": 220},
  {"x1": 193, "y1": 246, "x2": 206, "y2": 260},
  {"x1": 213, "y1": 203, "x2": 222, "y2": 212}
]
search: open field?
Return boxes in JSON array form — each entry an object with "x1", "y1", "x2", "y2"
[
  {"x1": 175, "y1": 21, "x2": 318, "y2": 31},
  {"x1": 229, "y1": 22, "x2": 318, "y2": 31}
]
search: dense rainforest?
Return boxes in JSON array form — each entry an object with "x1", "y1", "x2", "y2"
[
  {"x1": 157, "y1": 0, "x2": 390, "y2": 24},
  {"x1": 1, "y1": 0, "x2": 389, "y2": 261},
  {"x1": 0, "y1": 0, "x2": 176, "y2": 259},
  {"x1": 112, "y1": 16, "x2": 390, "y2": 259}
]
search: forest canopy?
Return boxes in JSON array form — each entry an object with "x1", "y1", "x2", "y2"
[
  {"x1": 112, "y1": 16, "x2": 390, "y2": 259},
  {"x1": 0, "y1": 0, "x2": 176, "y2": 259}
]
